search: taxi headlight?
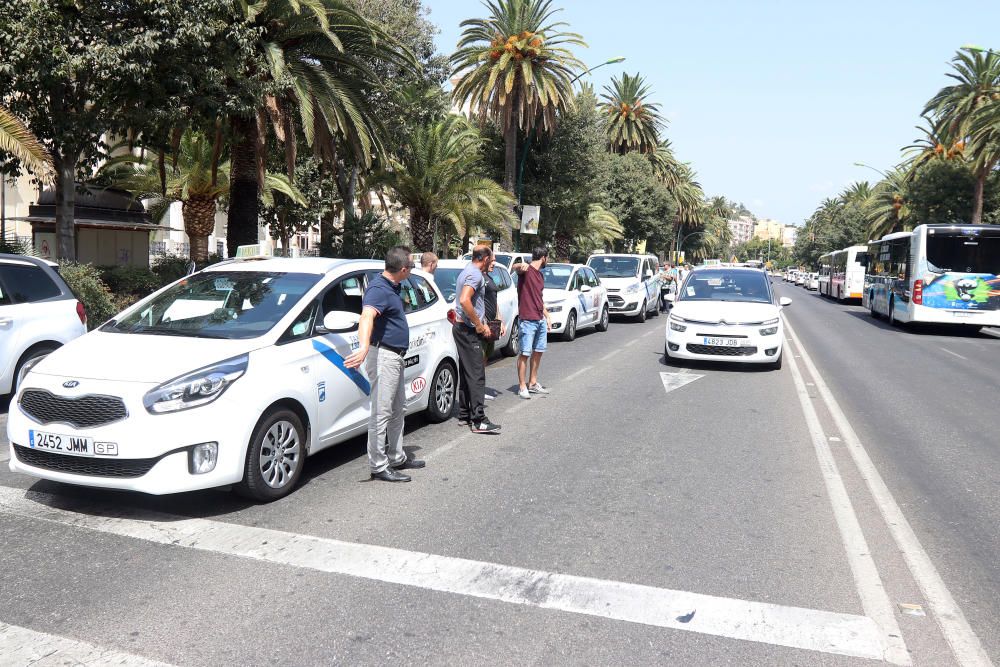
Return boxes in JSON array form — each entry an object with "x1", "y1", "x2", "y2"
[
  {"x1": 759, "y1": 319, "x2": 779, "y2": 336},
  {"x1": 625, "y1": 282, "x2": 643, "y2": 294},
  {"x1": 144, "y1": 354, "x2": 248, "y2": 414},
  {"x1": 547, "y1": 304, "x2": 563, "y2": 313},
  {"x1": 668, "y1": 313, "x2": 687, "y2": 332},
  {"x1": 16, "y1": 354, "x2": 49, "y2": 390}
]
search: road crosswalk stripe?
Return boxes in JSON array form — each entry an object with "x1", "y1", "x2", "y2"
[
  {"x1": 0, "y1": 486, "x2": 890, "y2": 662},
  {"x1": 0, "y1": 621, "x2": 172, "y2": 666}
]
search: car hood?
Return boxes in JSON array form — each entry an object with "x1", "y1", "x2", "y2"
[
  {"x1": 595, "y1": 276, "x2": 642, "y2": 290},
  {"x1": 670, "y1": 300, "x2": 780, "y2": 324},
  {"x1": 27, "y1": 331, "x2": 264, "y2": 384},
  {"x1": 543, "y1": 287, "x2": 572, "y2": 303}
]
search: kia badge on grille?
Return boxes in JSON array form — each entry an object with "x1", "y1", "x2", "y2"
[{"x1": 63, "y1": 380, "x2": 80, "y2": 388}]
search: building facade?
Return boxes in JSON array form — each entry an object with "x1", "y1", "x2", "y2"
[
  {"x1": 727, "y1": 215, "x2": 755, "y2": 246},
  {"x1": 781, "y1": 225, "x2": 798, "y2": 248}
]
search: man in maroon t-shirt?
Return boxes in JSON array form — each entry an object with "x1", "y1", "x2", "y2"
[{"x1": 512, "y1": 246, "x2": 552, "y2": 400}]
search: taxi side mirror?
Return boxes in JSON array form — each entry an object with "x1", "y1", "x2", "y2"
[
  {"x1": 779, "y1": 297, "x2": 792, "y2": 307},
  {"x1": 644, "y1": 270, "x2": 654, "y2": 279},
  {"x1": 580, "y1": 284, "x2": 592, "y2": 293},
  {"x1": 321, "y1": 310, "x2": 361, "y2": 332}
]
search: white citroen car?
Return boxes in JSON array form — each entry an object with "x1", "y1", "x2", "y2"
[
  {"x1": 540, "y1": 263, "x2": 609, "y2": 340},
  {"x1": 664, "y1": 266, "x2": 791, "y2": 369},
  {"x1": 7, "y1": 258, "x2": 459, "y2": 501}
]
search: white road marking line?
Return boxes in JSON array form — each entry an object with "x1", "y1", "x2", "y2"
[
  {"x1": 642, "y1": 329, "x2": 658, "y2": 338},
  {"x1": 564, "y1": 365, "x2": 593, "y2": 382},
  {"x1": 0, "y1": 487, "x2": 889, "y2": 662},
  {"x1": 783, "y1": 328, "x2": 910, "y2": 665},
  {"x1": 423, "y1": 430, "x2": 473, "y2": 462},
  {"x1": 784, "y1": 320, "x2": 994, "y2": 667},
  {"x1": 600, "y1": 349, "x2": 622, "y2": 361},
  {"x1": 939, "y1": 347, "x2": 968, "y2": 361},
  {"x1": 624, "y1": 338, "x2": 640, "y2": 347},
  {"x1": 659, "y1": 372, "x2": 704, "y2": 394},
  {"x1": 0, "y1": 621, "x2": 171, "y2": 666}
]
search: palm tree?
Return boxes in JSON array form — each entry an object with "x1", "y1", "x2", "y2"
[
  {"x1": 922, "y1": 47, "x2": 1000, "y2": 224},
  {"x1": 374, "y1": 116, "x2": 515, "y2": 251},
  {"x1": 226, "y1": 0, "x2": 416, "y2": 255},
  {"x1": 0, "y1": 106, "x2": 53, "y2": 183},
  {"x1": 601, "y1": 72, "x2": 664, "y2": 154},
  {"x1": 863, "y1": 169, "x2": 911, "y2": 240},
  {"x1": 105, "y1": 131, "x2": 303, "y2": 263},
  {"x1": 450, "y1": 0, "x2": 586, "y2": 195},
  {"x1": 648, "y1": 140, "x2": 684, "y2": 189}
]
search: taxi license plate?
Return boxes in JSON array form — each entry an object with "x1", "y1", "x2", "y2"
[
  {"x1": 29, "y1": 430, "x2": 94, "y2": 457},
  {"x1": 703, "y1": 337, "x2": 741, "y2": 347}
]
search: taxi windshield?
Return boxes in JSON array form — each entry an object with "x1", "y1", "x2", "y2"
[
  {"x1": 541, "y1": 264, "x2": 573, "y2": 289},
  {"x1": 678, "y1": 270, "x2": 771, "y2": 304},
  {"x1": 105, "y1": 271, "x2": 319, "y2": 339},
  {"x1": 589, "y1": 257, "x2": 639, "y2": 278}
]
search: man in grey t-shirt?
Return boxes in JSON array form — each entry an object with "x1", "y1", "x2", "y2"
[{"x1": 452, "y1": 246, "x2": 500, "y2": 434}]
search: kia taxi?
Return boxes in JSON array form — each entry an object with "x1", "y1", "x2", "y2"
[
  {"x1": 540, "y1": 263, "x2": 610, "y2": 340},
  {"x1": 7, "y1": 258, "x2": 459, "y2": 501}
]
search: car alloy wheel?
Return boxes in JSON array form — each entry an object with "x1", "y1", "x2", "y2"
[
  {"x1": 425, "y1": 361, "x2": 456, "y2": 423},
  {"x1": 502, "y1": 317, "x2": 520, "y2": 357},
  {"x1": 563, "y1": 311, "x2": 577, "y2": 341},
  {"x1": 259, "y1": 420, "x2": 302, "y2": 489},
  {"x1": 637, "y1": 300, "x2": 647, "y2": 323},
  {"x1": 238, "y1": 407, "x2": 306, "y2": 502},
  {"x1": 596, "y1": 305, "x2": 609, "y2": 332}
]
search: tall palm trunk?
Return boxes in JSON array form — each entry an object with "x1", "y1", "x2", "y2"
[
  {"x1": 54, "y1": 152, "x2": 78, "y2": 260},
  {"x1": 555, "y1": 231, "x2": 571, "y2": 261},
  {"x1": 971, "y1": 160, "x2": 996, "y2": 225},
  {"x1": 503, "y1": 120, "x2": 517, "y2": 195},
  {"x1": 183, "y1": 196, "x2": 217, "y2": 264},
  {"x1": 227, "y1": 116, "x2": 261, "y2": 257},
  {"x1": 410, "y1": 209, "x2": 434, "y2": 251}
]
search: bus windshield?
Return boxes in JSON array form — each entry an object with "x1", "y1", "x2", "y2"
[{"x1": 926, "y1": 232, "x2": 1000, "y2": 274}]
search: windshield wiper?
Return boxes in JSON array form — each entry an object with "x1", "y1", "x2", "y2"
[{"x1": 129, "y1": 326, "x2": 229, "y2": 339}]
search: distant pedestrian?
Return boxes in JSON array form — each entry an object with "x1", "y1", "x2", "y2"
[
  {"x1": 344, "y1": 246, "x2": 425, "y2": 483},
  {"x1": 453, "y1": 246, "x2": 501, "y2": 434},
  {"x1": 420, "y1": 251, "x2": 438, "y2": 276},
  {"x1": 512, "y1": 246, "x2": 551, "y2": 400},
  {"x1": 659, "y1": 263, "x2": 674, "y2": 311},
  {"x1": 481, "y1": 254, "x2": 506, "y2": 400}
]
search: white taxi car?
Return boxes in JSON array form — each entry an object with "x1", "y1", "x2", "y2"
[
  {"x1": 540, "y1": 263, "x2": 610, "y2": 340},
  {"x1": 586, "y1": 253, "x2": 661, "y2": 321},
  {"x1": 7, "y1": 258, "x2": 459, "y2": 501},
  {"x1": 664, "y1": 266, "x2": 791, "y2": 369},
  {"x1": 433, "y1": 259, "x2": 520, "y2": 356}
]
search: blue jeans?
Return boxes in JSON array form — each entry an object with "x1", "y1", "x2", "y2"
[{"x1": 519, "y1": 319, "x2": 547, "y2": 355}]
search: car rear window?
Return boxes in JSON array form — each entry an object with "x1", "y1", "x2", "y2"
[{"x1": 0, "y1": 263, "x2": 63, "y2": 303}]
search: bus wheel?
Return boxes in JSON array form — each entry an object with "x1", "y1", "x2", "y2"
[
  {"x1": 888, "y1": 299, "x2": 900, "y2": 327},
  {"x1": 869, "y1": 293, "x2": 880, "y2": 319}
]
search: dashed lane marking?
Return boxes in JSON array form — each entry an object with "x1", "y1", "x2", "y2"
[
  {"x1": 784, "y1": 319, "x2": 994, "y2": 667},
  {"x1": 599, "y1": 349, "x2": 622, "y2": 361},
  {"x1": 564, "y1": 365, "x2": 594, "y2": 382},
  {"x1": 0, "y1": 487, "x2": 890, "y2": 662},
  {"x1": 939, "y1": 347, "x2": 968, "y2": 361},
  {"x1": 624, "y1": 338, "x2": 640, "y2": 347},
  {"x1": 0, "y1": 621, "x2": 172, "y2": 666}
]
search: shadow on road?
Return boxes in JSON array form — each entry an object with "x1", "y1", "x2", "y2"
[{"x1": 843, "y1": 310, "x2": 999, "y2": 340}]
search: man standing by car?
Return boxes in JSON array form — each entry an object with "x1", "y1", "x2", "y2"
[
  {"x1": 453, "y1": 246, "x2": 501, "y2": 434},
  {"x1": 344, "y1": 246, "x2": 426, "y2": 482},
  {"x1": 512, "y1": 246, "x2": 551, "y2": 400}
]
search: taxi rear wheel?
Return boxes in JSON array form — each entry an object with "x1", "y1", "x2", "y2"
[
  {"x1": 425, "y1": 361, "x2": 457, "y2": 423},
  {"x1": 501, "y1": 317, "x2": 520, "y2": 357},
  {"x1": 237, "y1": 408, "x2": 306, "y2": 502}
]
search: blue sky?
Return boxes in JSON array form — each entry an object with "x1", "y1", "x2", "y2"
[{"x1": 424, "y1": 0, "x2": 998, "y2": 226}]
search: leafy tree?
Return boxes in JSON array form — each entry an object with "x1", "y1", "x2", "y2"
[
  {"x1": 601, "y1": 72, "x2": 664, "y2": 154},
  {"x1": 0, "y1": 0, "x2": 232, "y2": 260},
  {"x1": 922, "y1": 47, "x2": 1000, "y2": 224},
  {"x1": 450, "y1": 0, "x2": 586, "y2": 194},
  {"x1": 373, "y1": 116, "x2": 514, "y2": 252},
  {"x1": 334, "y1": 210, "x2": 402, "y2": 258},
  {"x1": 605, "y1": 152, "x2": 673, "y2": 252}
]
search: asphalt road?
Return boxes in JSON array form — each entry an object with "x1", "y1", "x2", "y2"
[{"x1": 0, "y1": 297, "x2": 995, "y2": 666}]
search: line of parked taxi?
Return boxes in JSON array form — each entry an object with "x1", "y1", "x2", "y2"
[{"x1": 3, "y1": 251, "x2": 662, "y2": 502}]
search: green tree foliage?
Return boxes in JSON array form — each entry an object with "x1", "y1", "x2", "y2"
[
  {"x1": 0, "y1": 106, "x2": 53, "y2": 183},
  {"x1": 0, "y1": 0, "x2": 234, "y2": 260},
  {"x1": 334, "y1": 210, "x2": 402, "y2": 259},
  {"x1": 260, "y1": 155, "x2": 334, "y2": 255},
  {"x1": 450, "y1": 0, "x2": 586, "y2": 193},
  {"x1": 601, "y1": 72, "x2": 664, "y2": 154},
  {"x1": 606, "y1": 152, "x2": 673, "y2": 252}
]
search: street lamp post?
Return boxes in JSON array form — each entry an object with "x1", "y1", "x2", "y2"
[
  {"x1": 675, "y1": 229, "x2": 708, "y2": 262},
  {"x1": 514, "y1": 56, "x2": 626, "y2": 250}
]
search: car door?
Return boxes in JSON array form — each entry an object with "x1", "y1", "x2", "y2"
[
  {"x1": 584, "y1": 268, "x2": 605, "y2": 321},
  {"x1": 566, "y1": 269, "x2": 590, "y2": 325},
  {"x1": 396, "y1": 273, "x2": 444, "y2": 411},
  {"x1": 489, "y1": 266, "x2": 516, "y2": 345}
]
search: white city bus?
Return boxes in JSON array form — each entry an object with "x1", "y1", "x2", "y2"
[
  {"x1": 863, "y1": 224, "x2": 1000, "y2": 329},
  {"x1": 819, "y1": 245, "x2": 868, "y2": 300}
]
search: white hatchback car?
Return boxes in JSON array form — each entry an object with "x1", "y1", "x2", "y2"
[
  {"x1": 540, "y1": 263, "x2": 610, "y2": 340},
  {"x1": 664, "y1": 266, "x2": 791, "y2": 369},
  {"x1": 1, "y1": 254, "x2": 87, "y2": 397},
  {"x1": 7, "y1": 258, "x2": 459, "y2": 501},
  {"x1": 433, "y1": 259, "x2": 519, "y2": 356}
]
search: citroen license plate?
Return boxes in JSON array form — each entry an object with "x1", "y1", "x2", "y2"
[
  {"x1": 29, "y1": 430, "x2": 94, "y2": 457},
  {"x1": 703, "y1": 337, "x2": 740, "y2": 347}
]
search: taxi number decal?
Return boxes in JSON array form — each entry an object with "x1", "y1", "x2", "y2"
[{"x1": 404, "y1": 355, "x2": 419, "y2": 368}]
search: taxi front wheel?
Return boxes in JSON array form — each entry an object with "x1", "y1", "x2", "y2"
[
  {"x1": 425, "y1": 361, "x2": 457, "y2": 423},
  {"x1": 237, "y1": 408, "x2": 306, "y2": 502}
]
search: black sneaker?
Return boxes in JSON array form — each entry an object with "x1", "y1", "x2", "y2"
[{"x1": 470, "y1": 418, "x2": 501, "y2": 434}]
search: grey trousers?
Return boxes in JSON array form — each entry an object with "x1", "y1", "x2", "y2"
[{"x1": 365, "y1": 346, "x2": 407, "y2": 473}]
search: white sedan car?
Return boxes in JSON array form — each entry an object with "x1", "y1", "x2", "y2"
[
  {"x1": 433, "y1": 259, "x2": 519, "y2": 356},
  {"x1": 540, "y1": 263, "x2": 610, "y2": 340},
  {"x1": 664, "y1": 266, "x2": 791, "y2": 369},
  {"x1": 7, "y1": 258, "x2": 459, "y2": 501}
]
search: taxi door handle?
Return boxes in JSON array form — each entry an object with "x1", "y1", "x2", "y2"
[{"x1": 0, "y1": 317, "x2": 12, "y2": 329}]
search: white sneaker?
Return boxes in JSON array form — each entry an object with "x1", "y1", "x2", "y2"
[
  {"x1": 484, "y1": 392, "x2": 495, "y2": 401},
  {"x1": 528, "y1": 383, "x2": 550, "y2": 394},
  {"x1": 518, "y1": 388, "x2": 531, "y2": 400}
]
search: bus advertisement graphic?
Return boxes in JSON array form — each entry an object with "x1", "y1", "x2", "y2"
[{"x1": 921, "y1": 273, "x2": 1000, "y2": 310}]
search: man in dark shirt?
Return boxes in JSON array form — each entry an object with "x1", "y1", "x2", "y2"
[
  {"x1": 512, "y1": 246, "x2": 551, "y2": 400},
  {"x1": 344, "y1": 246, "x2": 425, "y2": 482}
]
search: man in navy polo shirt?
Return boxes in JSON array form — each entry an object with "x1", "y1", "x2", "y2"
[{"x1": 344, "y1": 246, "x2": 425, "y2": 482}]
